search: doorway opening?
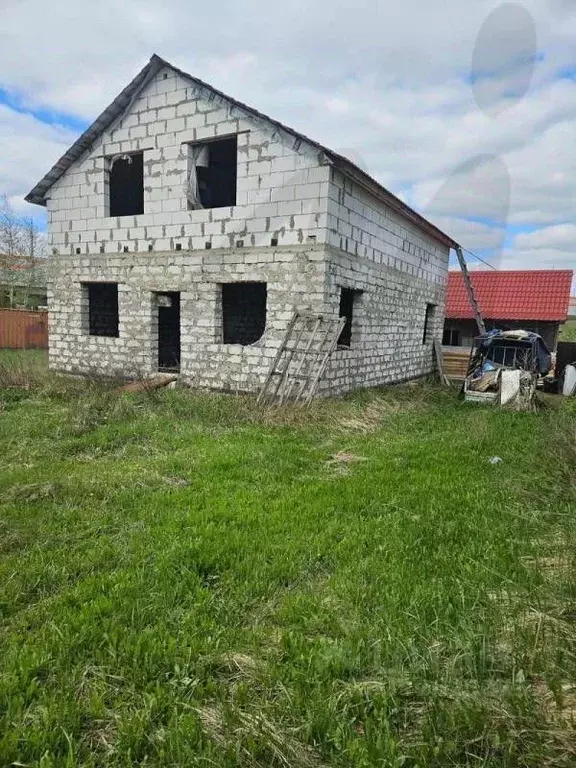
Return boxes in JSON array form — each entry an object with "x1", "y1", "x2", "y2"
[{"x1": 155, "y1": 292, "x2": 180, "y2": 372}]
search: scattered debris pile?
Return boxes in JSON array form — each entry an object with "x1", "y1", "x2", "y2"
[{"x1": 463, "y1": 330, "x2": 551, "y2": 407}]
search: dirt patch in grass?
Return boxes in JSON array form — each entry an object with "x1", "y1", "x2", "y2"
[
  {"x1": 195, "y1": 704, "x2": 325, "y2": 768},
  {"x1": 324, "y1": 450, "x2": 369, "y2": 476}
]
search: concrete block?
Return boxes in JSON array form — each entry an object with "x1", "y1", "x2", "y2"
[
  {"x1": 185, "y1": 113, "x2": 207, "y2": 130},
  {"x1": 176, "y1": 101, "x2": 198, "y2": 117},
  {"x1": 216, "y1": 120, "x2": 239, "y2": 136},
  {"x1": 195, "y1": 125, "x2": 217, "y2": 141},
  {"x1": 156, "y1": 132, "x2": 177, "y2": 148},
  {"x1": 157, "y1": 106, "x2": 176, "y2": 121},
  {"x1": 296, "y1": 183, "x2": 322, "y2": 199},
  {"x1": 271, "y1": 156, "x2": 297, "y2": 174},
  {"x1": 271, "y1": 186, "x2": 295, "y2": 202},
  {"x1": 166, "y1": 117, "x2": 186, "y2": 133},
  {"x1": 129, "y1": 125, "x2": 147, "y2": 140}
]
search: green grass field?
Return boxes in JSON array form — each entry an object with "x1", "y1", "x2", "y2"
[
  {"x1": 1, "y1": 352, "x2": 575, "y2": 766},
  {"x1": 560, "y1": 319, "x2": 576, "y2": 343}
]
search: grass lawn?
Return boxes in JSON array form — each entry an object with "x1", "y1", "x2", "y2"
[
  {"x1": 1, "y1": 353, "x2": 575, "y2": 766},
  {"x1": 0, "y1": 348, "x2": 47, "y2": 366},
  {"x1": 559, "y1": 319, "x2": 576, "y2": 343}
]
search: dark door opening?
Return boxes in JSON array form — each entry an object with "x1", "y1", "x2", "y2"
[{"x1": 156, "y1": 292, "x2": 180, "y2": 372}]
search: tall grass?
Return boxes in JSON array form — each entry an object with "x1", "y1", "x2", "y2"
[
  {"x1": 559, "y1": 319, "x2": 576, "y2": 342},
  {"x1": 0, "y1": 352, "x2": 575, "y2": 766}
]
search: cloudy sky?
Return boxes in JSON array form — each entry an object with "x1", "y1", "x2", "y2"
[{"x1": 0, "y1": 0, "x2": 574, "y2": 274}]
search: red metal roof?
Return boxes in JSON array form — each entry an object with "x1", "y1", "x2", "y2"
[{"x1": 446, "y1": 270, "x2": 573, "y2": 322}]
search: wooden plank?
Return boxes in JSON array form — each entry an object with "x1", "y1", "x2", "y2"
[
  {"x1": 455, "y1": 245, "x2": 486, "y2": 335},
  {"x1": 257, "y1": 313, "x2": 298, "y2": 405},
  {"x1": 442, "y1": 346, "x2": 470, "y2": 379},
  {"x1": 287, "y1": 316, "x2": 322, "y2": 404},
  {"x1": 304, "y1": 316, "x2": 346, "y2": 404},
  {"x1": 433, "y1": 338, "x2": 451, "y2": 386},
  {"x1": 277, "y1": 315, "x2": 311, "y2": 404},
  {"x1": 258, "y1": 313, "x2": 345, "y2": 405},
  {"x1": 118, "y1": 375, "x2": 178, "y2": 393}
]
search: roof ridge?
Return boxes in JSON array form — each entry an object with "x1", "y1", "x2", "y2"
[{"x1": 26, "y1": 54, "x2": 457, "y2": 248}]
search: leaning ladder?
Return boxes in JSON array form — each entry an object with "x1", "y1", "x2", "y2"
[
  {"x1": 455, "y1": 245, "x2": 486, "y2": 335},
  {"x1": 257, "y1": 312, "x2": 346, "y2": 406}
]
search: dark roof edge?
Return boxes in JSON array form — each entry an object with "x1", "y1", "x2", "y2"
[
  {"x1": 160, "y1": 56, "x2": 457, "y2": 249},
  {"x1": 327, "y1": 155, "x2": 457, "y2": 249},
  {"x1": 26, "y1": 53, "x2": 458, "y2": 248},
  {"x1": 25, "y1": 57, "x2": 164, "y2": 206}
]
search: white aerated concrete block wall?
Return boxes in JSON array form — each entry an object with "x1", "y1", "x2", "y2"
[
  {"x1": 45, "y1": 66, "x2": 330, "y2": 255},
  {"x1": 48, "y1": 247, "x2": 327, "y2": 392},
  {"x1": 45, "y1": 66, "x2": 450, "y2": 395},
  {"x1": 318, "y1": 169, "x2": 450, "y2": 394}
]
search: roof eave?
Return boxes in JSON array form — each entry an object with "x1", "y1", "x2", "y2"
[
  {"x1": 24, "y1": 53, "x2": 459, "y2": 250},
  {"x1": 328, "y1": 155, "x2": 458, "y2": 250},
  {"x1": 159, "y1": 55, "x2": 458, "y2": 248},
  {"x1": 25, "y1": 56, "x2": 165, "y2": 206}
]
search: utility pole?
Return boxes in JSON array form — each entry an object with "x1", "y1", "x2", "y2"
[{"x1": 455, "y1": 245, "x2": 486, "y2": 335}]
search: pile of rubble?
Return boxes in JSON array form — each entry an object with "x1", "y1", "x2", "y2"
[{"x1": 463, "y1": 329, "x2": 551, "y2": 407}]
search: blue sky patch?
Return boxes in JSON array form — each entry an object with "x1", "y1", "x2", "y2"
[
  {"x1": 0, "y1": 87, "x2": 88, "y2": 133},
  {"x1": 557, "y1": 65, "x2": 576, "y2": 81}
]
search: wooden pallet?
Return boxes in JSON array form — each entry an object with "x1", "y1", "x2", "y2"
[
  {"x1": 442, "y1": 347, "x2": 470, "y2": 379},
  {"x1": 257, "y1": 312, "x2": 346, "y2": 406}
]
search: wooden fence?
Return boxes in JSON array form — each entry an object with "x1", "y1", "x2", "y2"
[{"x1": 0, "y1": 309, "x2": 48, "y2": 349}]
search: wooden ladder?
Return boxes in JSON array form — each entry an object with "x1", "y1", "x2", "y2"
[
  {"x1": 455, "y1": 245, "x2": 486, "y2": 335},
  {"x1": 257, "y1": 312, "x2": 346, "y2": 406}
]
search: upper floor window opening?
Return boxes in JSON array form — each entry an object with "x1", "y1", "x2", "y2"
[
  {"x1": 108, "y1": 152, "x2": 144, "y2": 217},
  {"x1": 185, "y1": 136, "x2": 237, "y2": 210}
]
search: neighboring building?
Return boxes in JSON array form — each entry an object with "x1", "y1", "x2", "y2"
[
  {"x1": 0, "y1": 261, "x2": 48, "y2": 310},
  {"x1": 26, "y1": 54, "x2": 457, "y2": 395},
  {"x1": 443, "y1": 269, "x2": 573, "y2": 351},
  {"x1": 568, "y1": 296, "x2": 576, "y2": 318}
]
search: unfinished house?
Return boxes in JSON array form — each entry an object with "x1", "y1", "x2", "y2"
[{"x1": 26, "y1": 54, "x2": 457, "y2": 397}]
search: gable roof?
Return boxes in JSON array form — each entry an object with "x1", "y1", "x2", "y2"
[
  {"x1": 446, "y1": 269, "x2": 574, "y2": 322},
  {"x1": 26, "y1": 54, "x2": 457, "y2": 250}
]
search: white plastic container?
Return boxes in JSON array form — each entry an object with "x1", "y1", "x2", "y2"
[{"x1": 562, "y1": 364, "x2": 576, "y2": 396}]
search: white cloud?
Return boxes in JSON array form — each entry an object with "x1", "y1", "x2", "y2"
[
  {"x1": 499, "y1": 247, "x2": 575, "y2": 272},
  {"x1": 0, "y1": 0, "x2": 573, "y2": 273},
  {"x1": 515, "y1": 225, "x2": 576, "y2": 252},
  {"x1": 489, "y1": 224, "x2": 576, "y2": 282},
  {"x1": 431, "y1": 216, "x2": 507, "y2": 252},
  {"x1": 0, "y1": 0, "x2": 559, "y2": 118},
  {"x1": 506, "y1": 118, "x2": 576, "y2": 226},
  {"x1": 0, "y1": 105, "x2": 76, "y2": 224}
]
